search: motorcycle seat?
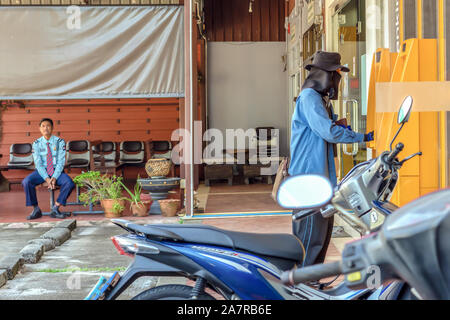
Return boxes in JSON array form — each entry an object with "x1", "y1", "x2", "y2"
[{"x1": 143, "y1": 223, "x2": 305, "y2": 264}]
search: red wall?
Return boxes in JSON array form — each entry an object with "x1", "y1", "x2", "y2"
[
  {"x1": 204, "y1": 0, "x2": 286, "y2": 42},
  {"x1": 0, "y1": 98, "x2": 183, "y2": 182}
]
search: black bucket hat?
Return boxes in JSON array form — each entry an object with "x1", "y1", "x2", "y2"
[{"x1": 305, "y1": 51, "x2": 350, "y2": 73}]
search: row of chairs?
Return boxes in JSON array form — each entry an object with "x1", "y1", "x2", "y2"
[
  {"x1": 7, "y1": 140, "x2": 173, "y2": 172},
  {"x1": 3, "y1": 140, "x2": 174, "y2": 217}
]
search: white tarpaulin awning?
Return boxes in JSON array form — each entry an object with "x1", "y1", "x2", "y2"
[{"x1": 0, "y1": 6, "x2": 184, "y2": 99}]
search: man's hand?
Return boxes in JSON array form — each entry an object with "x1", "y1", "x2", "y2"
[
  {"x1": 50, "y1": 178, "x2": 57, "y2": 190},
  {"x1": 46, "y1": 177, "x2": 56, "y2": 190},
  {"x1": 364, "y1": 131, "x2": 375, "y2": 142},
  {"x1": 45, "y1": 178, "x2": 52, "y2": 189}
]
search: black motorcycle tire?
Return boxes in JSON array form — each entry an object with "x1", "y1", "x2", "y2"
[
  {"x1": 131, "y1": 285, "x2": 217, "y2": 300},
  {"x1": 397, "y1": 284, "x2": 419, "y2": 300}
]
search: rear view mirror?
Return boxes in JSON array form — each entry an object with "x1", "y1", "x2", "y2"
[
  {"x1": 398, "y1": 96, "x2": 413, "y2": 124},
  {"x1": 277, "y1": 175, "x2": 333, "y2": 210},
  {"x1": 390, "y1": 96, "x2": 414, "y2": 151}
]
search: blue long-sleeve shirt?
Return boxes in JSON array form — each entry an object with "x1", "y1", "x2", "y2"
[
  {"x1": 289, "y1": 88, "x2": 364, "y2": 187},
  {"x1": 32, "y1": 135, "x2": 66, "y2": 180}
]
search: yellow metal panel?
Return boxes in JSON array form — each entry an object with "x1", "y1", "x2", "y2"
[
  {"x1": 419, "y1": 39, "x2": 438, "y2": 81},
  {"x1": 417, "y1": 39, "x2": 439, "y2": 193},
  {"x1": 419, "y1": 112, "x2": 439, "y2": 191},
  {"x1": 391, "y1": 39, "x2": 419, "y2": 83},
  {"x1": 392, "y1": 111, "x2": 421, "y2": 177},
  {"x1": 417, "y1": 0, "x2": 423, "y2": 39},
  {"x1": 398, "y1": 176, "x2": 420, "y2": 204},
  {"x1": 367, "y1": 49, "x2": 396, "y2": 154},
  {"x1": 438, "y1": 0, "x2": 448, "y2": 188},
  {"x1": 375, "y1": 112, "x2": 396, "y2": 157}
]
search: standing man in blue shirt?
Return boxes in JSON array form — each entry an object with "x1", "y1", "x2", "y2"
[
  {"x1": 289, "y1": 51, "x2": 374, "y2": 267},
  {"x1": 22, "y1": 118, "x2": 75, "y2": 220}
]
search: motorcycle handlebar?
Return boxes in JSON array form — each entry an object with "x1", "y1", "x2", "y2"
[
  {"x1": 385, "y1": 143, "x2": 404, "y2": 164},
  {"x1": 292, "y1": 209, "x2": 317, "y2": 221},
  {"x1": 281, "y1": 261, "x2": 343, "y2": 286}
]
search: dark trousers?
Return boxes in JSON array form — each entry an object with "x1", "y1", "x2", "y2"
[
  {"x1": 22, "y1": 171, "x2": 75, "y2": 207},
  {"x1": 293, "y1": 210, "x2": 334, "y2": 267}
]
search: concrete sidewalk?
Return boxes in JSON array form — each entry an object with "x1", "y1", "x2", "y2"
[{"x1": 0, "y1": 225, "x2": 151, "y2": 300}]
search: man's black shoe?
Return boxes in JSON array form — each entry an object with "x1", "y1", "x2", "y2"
[
  {"x1": 50, "y1": 206, "x2": 66, "y2": 219},
  {"x1": 27, "y1": 207, "x2": 42, "y2": 220}
]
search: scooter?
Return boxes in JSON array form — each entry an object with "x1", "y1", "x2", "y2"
[
  {"x1": 280, "y1": 179, "x2": 450, "y2": 300},
  {"x1": 85, "y1": 96, "x2": 421, "y2": 300}
]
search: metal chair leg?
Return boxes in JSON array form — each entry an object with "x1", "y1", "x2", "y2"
[
  {"x1": 68, "y1": 185, "x2": 104, "y2": 215},
  {"x1": 42, "y1": 188, "x2": 71, "y2": 217}
]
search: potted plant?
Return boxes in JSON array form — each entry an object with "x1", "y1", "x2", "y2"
[
  {"x1": 73, "y1": 171, "x2": 126, "y2": 218},
  {"x1": 120, "y1": 177, "x2": 153, "y2": 217}
]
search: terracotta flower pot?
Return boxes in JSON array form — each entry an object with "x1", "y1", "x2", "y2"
[
  {"x1": 101, "y1": 199, "x2": 125, "y2": 218},
  {"x1": 131, "y1": 201, "x2": 152, "y2": 217},
  {"x1": 158, "y1": 199, "x2": 180, "y2": 217}
]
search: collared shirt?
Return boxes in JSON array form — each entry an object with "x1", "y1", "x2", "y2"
[
  {"x1": 289, "y1": 88, "x2": 365, "y2": 187},
  {"x1": 32, "y1": 135, "x2": 66, "y2": 180}
]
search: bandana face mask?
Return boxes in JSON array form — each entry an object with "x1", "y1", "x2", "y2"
[{"x1": 302, "y1": 67, "x2": 342, "y2": 100}]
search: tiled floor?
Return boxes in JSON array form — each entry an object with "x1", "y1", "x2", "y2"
[{"x1": 198, "y1": 182, "x2": 287, "y2": 213}]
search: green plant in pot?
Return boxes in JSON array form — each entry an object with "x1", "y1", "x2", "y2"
[
  {"x1": 120, "y1": 176, "x2": 153, "y2": 217},
  {"x1": 73, "y1": 171, "x2": 126, "y2": 218}
]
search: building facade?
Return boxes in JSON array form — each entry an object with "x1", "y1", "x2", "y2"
[{"x1": 287, "y1": 0, "x2": 450, "y2": 205}]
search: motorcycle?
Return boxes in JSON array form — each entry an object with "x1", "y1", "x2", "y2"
[
  {"x1": 85, "y1": 96, "x2": 421, "y2": 300},
  {"x1": 280, "y1": 178, "x2": 450, "y2": 300}
]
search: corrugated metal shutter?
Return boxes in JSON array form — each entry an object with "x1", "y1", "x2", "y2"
[
  {"x1": 0, "y1": 0, "x2": 179, "y2": 5},
  {"x1": 403, "y1": 0, "x2": 417, "y2": 40},
  {"x1": 422, "y1": 0, "x2": 438, "y2": 39}
]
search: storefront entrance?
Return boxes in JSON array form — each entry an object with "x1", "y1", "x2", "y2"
[{"x1": 330, "y1": 0, "x2": 368, "y2": 180}]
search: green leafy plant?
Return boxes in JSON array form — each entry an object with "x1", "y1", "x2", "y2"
[
  {"x1": 112, "y1": 201, "x2": 125, "y2": 215},
  {"x1": 120, "y1": 175, "x2": 150, "y2": 208},
  {"x1": 73, "y1": 171, "x2": 125, "y2": 213}
]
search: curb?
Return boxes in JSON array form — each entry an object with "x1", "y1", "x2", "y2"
[
  {"x1": 0, "y1": 255, "x2": 24, "y2": 281},
  {"x1": 0, "y1": 270, "x2": 6, "y2": 288},
  {"x1": 28, "y1": 238, "x2": 55, "y2": 252},
  {"x1": 0, "y1": 219, "x2": 77, "y2": 289},
  {"x1": 19, "y1": 244, "x2": 45, "y2": 264},
  {"x1": 40, "y1": 228, "x2": 71, "y2": 247}
]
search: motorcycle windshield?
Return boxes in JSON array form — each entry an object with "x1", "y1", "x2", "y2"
[{"x1": 338, "y1": 159, "x2": 376, "y2": 188}]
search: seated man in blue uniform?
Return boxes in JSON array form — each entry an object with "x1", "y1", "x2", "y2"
[
  {"x1": 289, "y1": 51, "x2": 374, "y2": 267},
  {"x1": 22, "y1": 118, "x2": 75, "y2": 220}
]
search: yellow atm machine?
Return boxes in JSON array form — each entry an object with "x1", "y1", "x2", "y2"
[
  {"x1": 367, "y1": 48, "x2": 398, "y2": 154},
  {"x1": 367, "y1": 39, "x2": 440, "y2": 206}
]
